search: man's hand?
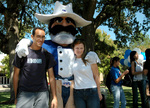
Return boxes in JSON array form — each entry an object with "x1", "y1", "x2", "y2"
[
  {"x1": 50, "y1": 97, "x2": 58, "y2": 108},
  {"x1": 15, "y1": 38, "x2": 31, "y2": 58}
]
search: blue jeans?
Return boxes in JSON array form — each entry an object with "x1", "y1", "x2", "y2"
[
  {"x1": 73, "y1": 88, "x2": 100, "y2": 108},
  {"x1": 132, "y1": 80, "x2": 146, "y2": 108},
  {"x1": 110, "y1": 85, "x2": 126, "y2": 108},
  {"x1": 16, "y1": 91, "x2": 49, "y2": 108}
]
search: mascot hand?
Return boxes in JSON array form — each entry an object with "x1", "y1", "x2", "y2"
[{"x1": 15, "y1": 38, "x2": 31, "y2": 58}]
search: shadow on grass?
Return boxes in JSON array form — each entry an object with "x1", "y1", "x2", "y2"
[{"x1": 0, "y1": 92, "x2": 15, "y2": 108}]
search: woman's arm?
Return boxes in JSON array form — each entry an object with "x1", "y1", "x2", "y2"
[
  {"x1": 114, "y1": 69, "x2": 129, "y2": 83},
  {"x1": 91, "y1": 63, "x2": 102, "y2": 101},
  {"x1": 131, "y1": 61, "x2": 143, "y2": 75}
]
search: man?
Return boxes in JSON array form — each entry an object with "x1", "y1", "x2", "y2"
[
  {"x1": 13, "y1": 27, "x2": 57, "y2": 108},
  {"x1": 15, "y1": 1, "x2": 92, "y2": 108}
]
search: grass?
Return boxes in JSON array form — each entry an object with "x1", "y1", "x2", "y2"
[
  {"x1": 0, "y1": 86, "x2": 142, "y2": 108},
  {"x1": 0, "y1": 92, "x2": 15, "y2": 108},
  {"x1": 105, "y1": 86, "x2": 142, "y2": 108}
]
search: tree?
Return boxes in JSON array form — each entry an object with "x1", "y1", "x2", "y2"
[
  {"x1": 129, "y1": 34, "x2": 150, "y2": 52},
  {"x1": 95, "y1": 29, "x2": 124, "y2": 74},
  {"x1": 63, "y1": 0, "x2": 150, "y2": 49},
  {"x1": 0, "y1": 0, "x2": 53, "y2": 103},
  {"x1": 1, "y1": 55, "x2": 10, "y2": 78},
  {"x1": 0, "y1": 0, "x2": 150, "y2": 103},
  {"x1": 95, "y1": 29, "x2": 126, "y2": 85}
]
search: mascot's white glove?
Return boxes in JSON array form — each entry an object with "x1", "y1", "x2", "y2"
[{"x1": 15, "y1": 38, "x2": 32, "y2": 58}]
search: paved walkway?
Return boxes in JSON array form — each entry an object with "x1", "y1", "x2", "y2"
[{"x1": 0, "y1": 85, "x2": 10, "y2": 92}]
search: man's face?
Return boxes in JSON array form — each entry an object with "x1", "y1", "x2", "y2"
[
  {"x1": 31, "y1": 29, "x2": 45, "y2": 49},
  {"x1": 49, "y1": 17, "x2": 77, "y2": 45}
]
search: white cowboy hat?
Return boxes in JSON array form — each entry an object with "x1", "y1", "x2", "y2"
[{"x1": 35, "y1": 1, "x2": 92, "y2": 27}]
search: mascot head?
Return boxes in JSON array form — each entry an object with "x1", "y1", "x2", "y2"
[{"x1": 35, "y1": 1, "x2": 91, "y2": 45}]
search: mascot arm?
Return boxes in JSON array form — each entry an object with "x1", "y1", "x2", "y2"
[
  {"x1": 85, "y1": 51, "x2": 101, "y2": 64},
  {"x1": 15, "y1": 38, "x2": 32, "y2": 58}
]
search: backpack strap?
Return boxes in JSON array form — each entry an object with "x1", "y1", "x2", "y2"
[{"x1": 41, "y1": 48, "x2": 49, "y2": 71}]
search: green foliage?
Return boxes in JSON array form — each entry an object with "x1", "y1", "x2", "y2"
[
  {"x1": 129, "y1": 34, "x2": 150, "y2": 52},
  {"x1": 95, "y1": 0, "x2": 150, "y2": 47},
  {"x1": 95, "y1": 29, "x2": 125, "y2": 76},
  {"x1": 1, "y1": 55, "x2": 10, "y2": 78},
  {"x1": 0, "y1": 92, "x2": 15, "y2": 108},
  {"x1": 0, "y1": 0, "x2": 54, "y2": 53}
]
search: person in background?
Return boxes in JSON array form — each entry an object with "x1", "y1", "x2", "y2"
[
  {"x1": 130, "y1": 51, "x2": 146, "y2": 108},
  {"x1": 72, "y1": 39, "x2": 102, "y2": 108},
  {"x1": 110, "y1": 57, "x2": 129, "y2": 108},
  {"x1": 146, "y1": 82, "x2": 150, "y2": 108},
  {"x1": 143, "y1": 48, "x2": 150, "y2": 108},
  {"x1": 13, "y1": 27, "x2": 57, "y2": 108}
]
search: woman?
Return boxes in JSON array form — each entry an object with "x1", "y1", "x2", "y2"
[
  {"x1": 143, "y1": 48, "x2": 150, "y2": 108},
  {"x1": 110, "y1": 57, "x2": 129, "y2": 108},
  {"x1": 72, "y1": 39, "x2": 102, "y2": 108},
  {"x1": 130, "y1": 51, "x2": 146, "y2": 108}
]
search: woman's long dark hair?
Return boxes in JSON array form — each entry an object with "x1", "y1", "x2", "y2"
[
  {"x1": 130, "y1": 51, "x2": 137, "y2": 63},
  {"x1": 145, "y1": 48, "x2": 150, "y2": 64},
  {"x1": 110, "y1": 57, "x2": 120, "y2": 67},
  {"x1": 72, "y1": 39, "x2": 88, "y2": 65}
]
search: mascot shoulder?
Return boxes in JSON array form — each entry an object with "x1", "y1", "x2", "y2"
[{"x1": 85, "y1": 51, "x2": 101, "y2": 64}]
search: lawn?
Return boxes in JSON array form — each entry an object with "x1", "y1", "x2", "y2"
[
  {"x1": 0, "y1": 92, "x2": 15, "y2": 108},
  {"x1": 0, "y1": 86, "x2": 142, "y2": 108},
  {"x1": 105, "y1": 86, "x2": 142, "y2": 108}
]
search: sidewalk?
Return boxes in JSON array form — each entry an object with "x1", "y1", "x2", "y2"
[{"x1": 0, "y1": 85, "x2": 10, "y2": 92}]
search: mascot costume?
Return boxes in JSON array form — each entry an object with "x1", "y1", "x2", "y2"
[{"x1": 15, "y1": 1, "x2": 99, "y2": 108}]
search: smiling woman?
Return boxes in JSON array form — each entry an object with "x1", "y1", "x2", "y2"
[{"x1": 71, "y1": 39, "x2": 102, "y2": 108}]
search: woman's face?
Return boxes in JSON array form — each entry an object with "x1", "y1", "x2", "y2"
[
  {"x1": 73, "y1": 43, "x2": 84, "y2": 58},
  {"x1": 134, "y1": 52, "x2": 138, "y2": 60},
  {"x1": 115, "y1": 60, "x2": 120, "y2": 67}
]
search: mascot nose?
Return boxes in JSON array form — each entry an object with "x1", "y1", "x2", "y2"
[{"x1": 62, "y1": 19, "x2": 68, "y2": 27}]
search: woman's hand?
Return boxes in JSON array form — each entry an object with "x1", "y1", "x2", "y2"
[
  {"x1": 99, "y1": 93, "x2": 103, "y2": 101},
  {"x1": 123, "y1": 69, "x2": 129, "y2": 75}
]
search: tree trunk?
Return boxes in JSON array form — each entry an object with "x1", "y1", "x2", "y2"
[
  {"x1": 8, "y1": 16, "x2": 19, "y2": 104},
  {"x1": 4, "y1": 1, "x2": 19, "y2": 103},
  {"x1": 82, "y1": 24, "x2": 96, "y2": 51}
]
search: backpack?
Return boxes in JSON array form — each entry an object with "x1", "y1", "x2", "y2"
[
  {"x1": 105, "y1": 71, "x2": 112, "y2": 93},
  {"x1": 122, "y1": 67, "x2": 133, "y2": 87}
]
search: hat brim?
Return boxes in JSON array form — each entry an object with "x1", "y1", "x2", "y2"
[{"x1": 35, "y1": 13, "x2": 92, "y2": 27}]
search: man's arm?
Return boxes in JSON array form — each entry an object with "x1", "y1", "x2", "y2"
[
  {"x1": 13, "y1": 66, "x2": 20, "y2": 104},
  {"x1": 48, "y1": 67, "x2": 57, "y2": 108}
]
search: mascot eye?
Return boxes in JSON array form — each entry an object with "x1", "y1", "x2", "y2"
[
  {"x1": 55, "y1": 17, "x2": 63, "y2": 23},
  {"x1": 66, "y1": 18, "x2": 73, "y2": 23},
  {"x1": 66, "y1": 18, "x2": 76, "y2": 25}
]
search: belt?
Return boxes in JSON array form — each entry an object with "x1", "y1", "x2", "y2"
[
  {"x1": 74, "y1": 88, "x2": 97, "y2": 92},
  {"x1": 56, "y1": 75, "x2": 74, "y2": 88},
  {"x1": 55, "y1": 75, "x2": 74, "y2": 81}
]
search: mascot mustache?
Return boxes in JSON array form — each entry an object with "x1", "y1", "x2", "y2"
[{"x1": 49, "y1": 25, "x2": 78, "y2": 36}]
